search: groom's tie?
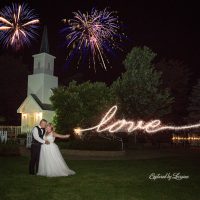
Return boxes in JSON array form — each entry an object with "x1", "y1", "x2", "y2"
[{"x1": 41, "y1": 128, "x2": 45, "y2": 135}]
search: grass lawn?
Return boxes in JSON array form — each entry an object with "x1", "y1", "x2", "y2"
[{"x1": 0, "y1": 153, "x2": 200, "y2": 200}]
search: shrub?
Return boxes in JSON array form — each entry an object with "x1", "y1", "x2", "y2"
[{"x1": 51, "y1": 81, "x2": 115, "y2": 133}]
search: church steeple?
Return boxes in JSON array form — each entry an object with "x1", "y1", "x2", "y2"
[
  {"x1": 40, "y1": 26, "x2": 49, "y2": 53},
  {"x1": 32, "y1": 25, "x2": 55, "y2": 76},
  {"x1": 17, "y1": 25, "x2": 58, "y2": 133},
  {"x1": 28, "y1": 27, "x2": 57, "y2": 104}
]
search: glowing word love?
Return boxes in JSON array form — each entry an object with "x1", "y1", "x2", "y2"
[{"x1": 74, "y1": 105, "x2": 200, "y2": 135}]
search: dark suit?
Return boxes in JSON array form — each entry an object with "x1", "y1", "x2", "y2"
[{"x1": 29, "y1": 126, "x2": 45, "y2": 175}]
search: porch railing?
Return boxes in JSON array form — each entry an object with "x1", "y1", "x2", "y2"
[
  {"x1": 26, "y1": 132, "x2": 32, "y2": 148},
  {"x1": 0, "y1": 126, "x2": 21, "y2": 139},
  {"x1": 0, "y1": 131, "x2": 7, "y2": 143}
]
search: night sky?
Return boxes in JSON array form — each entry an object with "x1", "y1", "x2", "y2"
[
  {"x1": 1, "y1": 0, "x2": 200, "y2": 82},
  {"x1": 0, "y1": 0, "x2": 200, "y2": 123}
]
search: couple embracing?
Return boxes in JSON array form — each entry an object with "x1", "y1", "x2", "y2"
[{"x1": 29, "y1": 119, "x2": 75, "y2": 177}]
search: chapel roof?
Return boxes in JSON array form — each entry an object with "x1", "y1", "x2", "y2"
[{"x1": 30, "y1": 94, "x2": 54, "y2": 111}]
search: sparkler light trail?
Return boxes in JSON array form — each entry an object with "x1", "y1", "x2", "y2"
[
  {"x1": 74, "y1": 105, "x2": 200, "y2": 135},
  {"x1": 62, "y1": 8, "x2": 124, "y2": 71},
  {"x1": 0, "y1": 3, "x2": 40, "y2": 49}
]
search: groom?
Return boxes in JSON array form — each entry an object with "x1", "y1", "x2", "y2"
[{"x1": 29, "y1": 119, "x2": 50, "y2": 175}]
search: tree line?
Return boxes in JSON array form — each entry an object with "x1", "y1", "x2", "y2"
[{"x1": 50, "y1": 47, "x2": 200, "y2": 133}]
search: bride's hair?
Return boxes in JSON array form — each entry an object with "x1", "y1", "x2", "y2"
[{"x1": 47, "y1": 123, "x2": 54, "y2": 131}]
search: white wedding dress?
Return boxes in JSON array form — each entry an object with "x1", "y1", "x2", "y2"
[{"x1": 37, "y1": 132, "x2": 75, "y2": 177}]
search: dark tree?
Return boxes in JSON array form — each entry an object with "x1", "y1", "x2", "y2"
[
  {"x1": 111, "y1": 46, "x2": 173, "y2": 120},
  {"x1": 156, "y1": 59, "x2": 190, "y2": 122},
  {"x1": 188, "y1": 79, "x2": 200, "y2": 122},
  {"x1": 50, "y1": 81, "x2": 114, "y2": 133},
  {"x1": 0, "y1": 54, "x2": 29, "y2": 124}
]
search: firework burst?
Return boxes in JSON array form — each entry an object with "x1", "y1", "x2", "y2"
[
  {"x1": 0, "y1": 3, "x2": 40, "y2": 50},
  {"x1": 62, "y1": 8, "x2": 124, "y2": 71}
]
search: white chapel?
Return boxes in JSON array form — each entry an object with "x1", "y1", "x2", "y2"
[{"x1": 17, "y1": 27, "x2": 58, "y2": 133}]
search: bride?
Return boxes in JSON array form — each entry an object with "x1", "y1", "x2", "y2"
[{"x1": 37, "y1": 123, "x2": 76, "y2": 177}]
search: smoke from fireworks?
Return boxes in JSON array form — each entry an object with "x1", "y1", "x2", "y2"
[
  {"x1": 0, "y1": 3, "x2": 39, "y2": 50},
  {"x1": 62, "y1": 8, "x2": 124, "y2": 71}
]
